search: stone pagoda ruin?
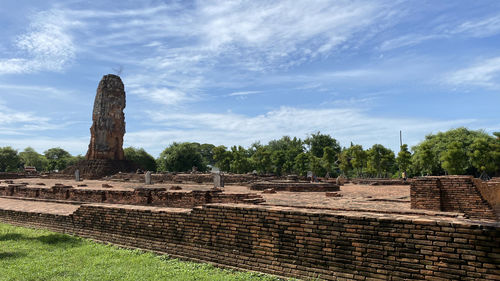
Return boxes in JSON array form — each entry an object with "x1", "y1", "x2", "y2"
[
  {"x1": 65, "y1": 74, "x2": 135, "y2": 178},
  {"x1": 86, "y1": 74, "x2": 126, "y2": 161}
]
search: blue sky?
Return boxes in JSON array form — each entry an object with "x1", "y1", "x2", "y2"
[{"x1": 0, "y1": 0, "x2": 499, "y2": 157}]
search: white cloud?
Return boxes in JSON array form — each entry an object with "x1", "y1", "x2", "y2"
[
  {"x1": 128, "y1": 87, "x2": 196, "y2": 106},
  {"x1": 127, "y1": 106, "x2": 476, "y2": 156},
  {"x1": 445, "y1": 56, "x2": 500, "y2": 88},
  {"x1": 0, "y1": 83, "x2": 73, "y2": 100},
  {"x1": 0, "y1": 137, "x2": 88, "y2": 156},
  {"x1": 0, "y1": 9, "x2": 76, "y2": 74},
  {"x1": 194, "y1": 0, "x2": 393, "y2": 67},
  {"x1": 452, "y1": 14, "x2": 500, "y2": 38},
  {"x1": 228, "y1": 91, "x2": 261, "y2": 97},
  {"x1": 52, "y1": 0, "x2": 397, "y2": 103},
  {"x1": 379, "y1": 13, "x2": 500, "y2": 52},
  {"x1": 379, "y1": 34, "x2": 439, "y2": 51},
  {"x1": 0, "y1": 59, "x2": 31, "y2": 74},
  {"x1": 0, "y1": 99, "x2": 68, "y2": 133}
]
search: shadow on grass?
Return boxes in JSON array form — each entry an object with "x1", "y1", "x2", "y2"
[
  {"x1": 36, "y1": 234, "x2": 83, "y2": 246},
  {"x1": 0, "y1": 233, "x2": 24, "y2": 241},
  {"x1": 0, "y1": 251, "x2": 27, "y2": 260},
  {"x1": 0, "y1": 232, "x2": 83, "y2": 247}
]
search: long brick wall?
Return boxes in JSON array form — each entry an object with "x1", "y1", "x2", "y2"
[
  {"x1": 411, "y1": 176, "x2": 498, "y2": 221},
  {"x1": 0, "y1": 185, "x2": 264, "y2": 207},
  {"x1": 250, "y1": 181, "x2": 340, "y2": 192},
  {"x1": 1, "y1": 203, "x2": 498, "y2": 280}
]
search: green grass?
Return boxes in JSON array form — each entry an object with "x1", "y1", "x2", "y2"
[{"x1": 0, "y1": 223, "x2": 284, "y2": 281}]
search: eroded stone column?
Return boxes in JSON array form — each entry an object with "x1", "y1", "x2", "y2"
[{"x1": 86, "y1": 74, "x2": 126, "y2": 161}]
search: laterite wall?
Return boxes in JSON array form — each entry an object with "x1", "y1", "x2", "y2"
[{"x1": 1, "y1": 203, "x2": 499, "y2": 280}]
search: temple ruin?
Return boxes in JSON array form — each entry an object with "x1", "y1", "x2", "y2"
[{"x1": 65, "y1": 74, "x2": 134, "y2": 178}]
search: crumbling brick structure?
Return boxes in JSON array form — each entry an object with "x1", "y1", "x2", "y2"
[
  {"x1": 411, "y1": 176, "x2": 498, "y2": 220},
  {"x1": 0, "y1": 203, "x2": 498, "y2": 280}
]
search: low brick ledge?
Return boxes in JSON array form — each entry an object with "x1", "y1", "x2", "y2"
[
  {"x1": 1, "y1": 201, "x2": 499, "y2": 280},
  {"x1": 259, "y1": 203, "x2": 467, "y2": 220}
]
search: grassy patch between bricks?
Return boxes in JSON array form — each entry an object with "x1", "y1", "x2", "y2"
[{"x1": 0, "y1": 223, "x2": 286, "y2": 281}]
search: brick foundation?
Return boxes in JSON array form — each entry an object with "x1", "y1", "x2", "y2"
[
  {"x1": 0, "y1": 203, "x2": 498, "y2": 280},
  {"x1": 0, "y1": 185, "x2": 264, "y2": 207},
  {"x1": 250, "y1": 181, "x2": 340, "y2": 192},
  {"x1": 411, "y1": 176, "x2": 498, "y2": 220}
]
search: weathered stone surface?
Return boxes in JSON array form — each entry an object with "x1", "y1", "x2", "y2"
[
  {"x1": 86, "y1": 74, "x2": 126, "y2": 160},
  {"x1": 64, "y1": 159, "x2": 136, "y2": 179},
  {"x1": 64, "y1": 74, "x2": 135, "y2": 179}
]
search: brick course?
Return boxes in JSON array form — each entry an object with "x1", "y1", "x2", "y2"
[
  {"x1": 250, "y1": 181, "x2": 340, "y2": 192},
  {"x1": 411, "y1": 176, "x2": 498, "y2": 220},
  {"x1": 0, "y1": 185, "x2": 264, "y2": 207},
  {"x1": 0, "y1": 203, "x2": 498, "y2": 280}
]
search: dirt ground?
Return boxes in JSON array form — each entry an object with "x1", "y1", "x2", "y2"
[{"x1": 2, "y1": 178, "x2": 411, "y2": 213}]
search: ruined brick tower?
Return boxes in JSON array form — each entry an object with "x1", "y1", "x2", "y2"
[
  {"x1": 86, "y1": 74, "x2": 126, "y2": 160},
  {"x1": 64, "y1": 74, "x2": 135, "y2": 179}
]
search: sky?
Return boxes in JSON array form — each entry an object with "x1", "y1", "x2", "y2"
[{"x1": 0, "y1": 0, "x2": 499, "y2": 157}]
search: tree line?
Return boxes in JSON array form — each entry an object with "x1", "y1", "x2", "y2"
[{"x1": 1, "y1": 128, "x2": 499, "y2": 177}]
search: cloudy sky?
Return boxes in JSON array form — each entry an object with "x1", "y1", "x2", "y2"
[{"x1": 0, "y1": 0, "x2": 499, "y2": 157}]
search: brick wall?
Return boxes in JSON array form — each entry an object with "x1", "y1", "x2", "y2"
[
  {"x1": 351, "y1": 178, "x2": 411, "y2": 185},
  {"x1": 411, "y1": 176, "x2": 498, "y2": 220},
  {"x1": 0, "y1": 173, "x2": 25, "y2": 179},
  {"x1": 107, "y1": 173, "x2": 272, "y2": 184},
  {"x1": 0, "y1": 185, "x2": 264, "y2": 207},
  {"x1": 250, "y1": 181, "x2": 340, "y2": 192},
  {"x1": 474, "y1": 178, "x2": 500, "y2": 219},
  {"x1": 0, "y1": 203, "x2": 498, "y2": 280}
]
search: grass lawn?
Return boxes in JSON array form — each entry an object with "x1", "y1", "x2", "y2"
[{"x1": 0, "y1": 223, "x2": 284, "y2": 281}]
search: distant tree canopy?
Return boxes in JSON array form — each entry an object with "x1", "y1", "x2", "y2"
[
  {"x1": 0, "y1": 147, "x2": 82, "y2": 172},
  {"x1": 44, "y1": 147, "x2": 76, "y2": 172},
  {"x1": 1, "y1": 127, "x2": 498, "y2": 177},
  {"x1": 19, "y1": 147, "x2": 48, "y2": 171},
  {"x1": 0, "y1": 147, "x2": 21, "y2": 172},
  {"x1": 157, "y1": 142, "x2": 208, "y2": 172},
  {"x1": 124, "y1": 147, "x2": 157, "y2": 171},
  {"x1": 410, "y1": 127, "x2": 499, "y2": 176}
]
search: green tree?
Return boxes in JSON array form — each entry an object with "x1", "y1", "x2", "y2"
[
  {"x1": 268, "y1": 136, "x2": 304, "y2": 174},
  {"x1": 251, "y1": 146, "x2": 272, "y2": 174},
  {"x1": 212, "y1": 145, "x2": 232, "y2": 172},
  {"x1": 396, "y1": 144, "x2": 412, "y2": 176},
  {"x1": 441, "y1": 141, "x2": 468, "y2": 175},
  {"x1": 293, "y1": 152, "x2": 310, "y2": 176},
  {"x1": 469, "y1": 138, "x2": 497, "y2": 175},
  {"x1": 350, "y1": 145, "x2": 367, "y2": 177},
  {"x1": 338, "y1": 148, "x2": 353, "y2": 176},
  {"x1": 411, "y1": 141, "x2": 438, "y2": 176},
  {"x1": 411, "y1": 127, "x2": 495, "y2": 176},
  {"x1": 124, "y1": 147, "x2": 157, "y2": 171},
  {"x1": 366, "y1": 144, "x2": 395, "y2": 178},
  {"x1": 309, "y1": 155, "x2": 326, "y2": 177},
  {"x1": 271, "y1": 150, "x2": 287, "y2": 175},
  {"x1": 199, "y1": 143, "x2": 216, "y2": 167},
  {"x1": 229, "y1": 146, "x2": 252, "y2": 174},
  {"x1": 19, "y1": 147, "x2": 48, "y2": 171},
  {"x1": 44, "y1": 147, "x2": 73, "y2": 171},
  {"x1": 322, "y1": 146, "x2": 337, "y2": 175},
  {"x1": 0, "y1": 147, "x2": 21, "y2": 172},
  {"x1": 304, "y1": 132, "x2": 340, "y2": 158},
  {"x1": 157, "y1": 142, "x2": 206, "y2": 172}
]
